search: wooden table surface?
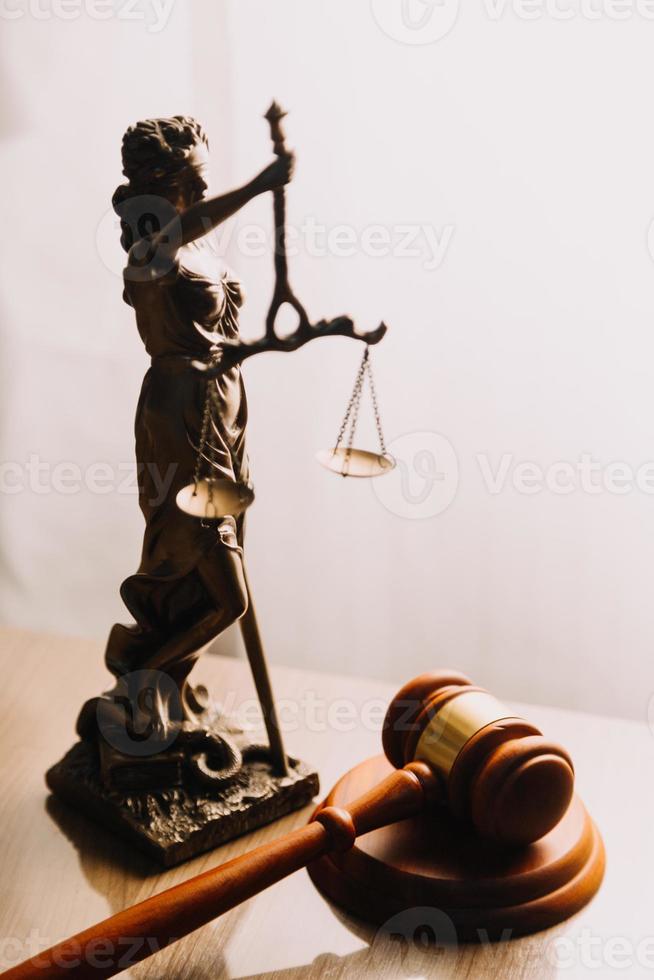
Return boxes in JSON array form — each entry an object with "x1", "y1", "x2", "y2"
[{"x1": 0, "y1": 627, "x2": 652, "y2": 979}]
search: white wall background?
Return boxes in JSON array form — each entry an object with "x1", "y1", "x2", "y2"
[{"x1": 2, "y1": 0, "x2": 654, "y2": 722}]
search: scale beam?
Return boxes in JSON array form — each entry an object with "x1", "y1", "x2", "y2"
[
  {"x1": 194, "y1": 317, "x2": 387, "y2": 377},
  {"x1": 195, "y1": 102, "x2": 388, "y2": 379}
]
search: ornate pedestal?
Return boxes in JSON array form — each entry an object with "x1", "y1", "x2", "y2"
[{"x1": 47, "y1": 718, "x2": 319, "y2": 868}]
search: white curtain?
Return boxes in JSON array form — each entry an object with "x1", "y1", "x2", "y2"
[{"x1": 2, "y1": 0, "x2": 654, "y2": 720}]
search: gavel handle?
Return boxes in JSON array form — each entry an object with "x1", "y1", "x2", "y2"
[{"x1": 2, "y1": 763, "x2": 439, "y2": 980}]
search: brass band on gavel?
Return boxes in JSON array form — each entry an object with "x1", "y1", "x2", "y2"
[{"x1": 414, "y1": 688, "x2": 532, "y2": 777}]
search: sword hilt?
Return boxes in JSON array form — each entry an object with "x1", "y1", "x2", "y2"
[
  {"x1": 264, "y1": 100, "x2": 288, "y2": 157},
  {"x1": 263, "y1": 100, "x2": 310, "y2": 335}
]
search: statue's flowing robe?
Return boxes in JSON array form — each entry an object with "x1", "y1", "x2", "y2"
[{"x1": 106, "y1": 241, "x2": 250, "y2": 677}]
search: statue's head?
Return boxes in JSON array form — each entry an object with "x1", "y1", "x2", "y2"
[{"x1": 112, "y1": 116, "x2": 209, "y2": 251}]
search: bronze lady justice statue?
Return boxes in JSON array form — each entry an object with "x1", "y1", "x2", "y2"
[
  {"x1": 76, "y1": 115, "x2": 296, "y2": 790},
  {"x1": 49, "y1": 105, "x2": 387, "y2": 862}
]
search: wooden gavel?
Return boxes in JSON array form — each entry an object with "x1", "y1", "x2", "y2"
[{"x1": 4, "y1": 670, "x2": 575, "y2": 980}]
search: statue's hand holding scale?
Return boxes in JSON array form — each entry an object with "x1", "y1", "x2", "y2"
[{"x1": 46, "y1": 103, "x2": 393, "y2": 865}]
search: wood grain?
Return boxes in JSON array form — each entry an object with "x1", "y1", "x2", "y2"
[{"x1": 1, "y1": 627, "x2": 653, "y2": 978}]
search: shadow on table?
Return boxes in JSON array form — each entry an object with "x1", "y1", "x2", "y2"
[
  {"x1": 45, "y1": 796, "x2": 559, "y2": 980},
  {"x1": 226, "y1": 929, "x2": 560, "y2": 980},
  {"x1": 46, "y1": 794, "x2": 160, "y2": 878},
  {"x1": 45, "y1": 795, "x2": 232, "y2": 976}
]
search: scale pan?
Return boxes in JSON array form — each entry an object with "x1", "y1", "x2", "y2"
[
  {"x1": 176, "y1": 479, "x2": 254, "y2": 520},
  {"x1": 316, "y1": 448, "x2": 396, "y2": 479}
]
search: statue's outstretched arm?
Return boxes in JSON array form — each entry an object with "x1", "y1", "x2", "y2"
[{"x1": 148, "y1": 152, "x2": 294, "y2": 258}]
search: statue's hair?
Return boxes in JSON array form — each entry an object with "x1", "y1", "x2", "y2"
[{"x1": 112, "y1": 116, "x2": 208, "y2": 252}]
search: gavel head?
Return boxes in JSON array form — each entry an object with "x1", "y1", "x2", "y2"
[{"x1": 383, "y1": 671, "x2": 574, "y2": 847}]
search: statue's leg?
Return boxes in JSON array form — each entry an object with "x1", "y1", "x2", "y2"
[
  {"x1": 142, "y1": 545, "x2": 248, "y2": 681},
  {"x1": 77, "y1": 545, "x2": 248, "y2": 743},
  {"x1": 131, "y1": 550, "x2": 289, "y2": 776}
]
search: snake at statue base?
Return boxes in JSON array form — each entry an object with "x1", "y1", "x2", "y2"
[{"x1": 178, "y1": 728, "x2": 286, "y2": 788}]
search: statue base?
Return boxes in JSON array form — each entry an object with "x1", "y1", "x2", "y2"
[{"x1": 46, "y1": 739, "x2": 319, "y2": 868}]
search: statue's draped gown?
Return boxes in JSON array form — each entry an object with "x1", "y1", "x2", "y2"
[{"x1": 104, "y1": 240, "x2": 249, "y2": 681}]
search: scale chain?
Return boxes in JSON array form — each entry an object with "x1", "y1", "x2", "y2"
[
  {"x1": 344, "y1": 359, "x2": 366, "y2": 455},
  {"x1": 334, "y1": 347, "x2": 369, "y2": 454},
  {"x1": 192, "y1": 347, "x2": 232, "y2": 519},
  {"x1": 333, "y1": 346, "x2": 389, "y2": 461},
  {"x1": 193, "y1": 381, "x2": 213, "y2": 489},
  {"x1": 192, "y1": 293, "x2": 242, "y2": 519},
  {"x1": 366, "y1": 353, "x2": 388, "y2": 456}
]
